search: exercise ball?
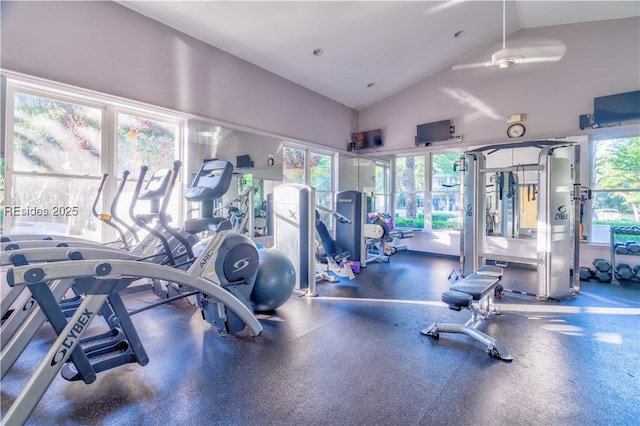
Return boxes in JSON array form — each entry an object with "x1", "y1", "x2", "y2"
[{"x1": 250, "y1": 249, "x2": 296, "y2": 312}]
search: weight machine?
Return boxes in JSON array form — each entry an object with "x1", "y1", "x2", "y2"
[
  {"x1": 460, "y1": 141, "x2": 581, "y2": 300},
  {"x1": 335, "y1": 190, "x2": 413, "y2": 267},
  {"x1": 273, "y1": 184, "x2": 356, "y2": 296}
]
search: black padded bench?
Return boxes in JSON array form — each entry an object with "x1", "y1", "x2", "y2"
[{"x1": 421, "y1": 268, "x2": 512, "y2": 361}]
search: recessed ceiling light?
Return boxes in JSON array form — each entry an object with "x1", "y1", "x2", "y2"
[
  {"x1": 367, "y1": 82, "x2": 376, "y2": 88},
  {"x1": 312, "y1": 48, "x2": 324, "y2": 56},
  {"x1": 454, "y1": 30, "x2": 464, "y2": 38}
]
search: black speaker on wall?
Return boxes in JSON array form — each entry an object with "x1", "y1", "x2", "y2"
[
  {"x1": 236, "y1": 155, "x2": 254, "y2": 168},
  {"x1": 579, "y1": 114, "x2": 591, "y2": 130}
]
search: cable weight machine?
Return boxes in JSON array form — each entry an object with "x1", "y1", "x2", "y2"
[{"x1": 460, "y1": 141, "x2": 581, "y2": 300}]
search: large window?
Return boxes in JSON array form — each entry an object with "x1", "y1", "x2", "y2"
[
  {"x1": 114, "y1": 112, "x2": 180, "y2": 228},
  {"x1": 589, "y1": 136, "x2": 640, "y2": 243},
  {"x1": 394, "y1": 155, "x2": 426, "y2": 230},
  {"x1": 3, "y1": 82, "x2": 182, "y2": 241},
  {"x1": 310, "y1": 152, "x2": 333, "y2": 224},
  {"x1": 6, "y1": 90, "x2": 103, "y2": 239},
  {"x1": 392, "y1": 151, "x2": 461, "y2": 231},
  {"x1": 283, "y1": 145, "x2": 335, "y2": 226},
  {"x1": 117, "y1": 113, "x2": 177, "y2": 175},
  {"x1": 374, "y1": 161, "x2": 389, "y2": 213},
  {"x1": 431, "y1": 152, "x2": 461, "y2": 230},
  {"x1": 283, "y1": 146, "x2": 306, "y2": 184}
]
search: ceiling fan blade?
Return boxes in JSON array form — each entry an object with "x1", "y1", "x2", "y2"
[
  {"x1": 510, "y1": 43, "x2": 567, "y2": 62},
  {"x1": 453, "y1": 38, "x2": 567, "y2": 71},
  {"x1": 452, "y1": 61, "x2": 492, "y2": 71},
  {"x1": 520, "y1": 55, "x2": 564, "y2": 64}
]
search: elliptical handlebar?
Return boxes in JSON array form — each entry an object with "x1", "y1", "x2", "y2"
[
  {"x1": 128, "y1": 165, "x2": 177, "y2": 265},
  {"x1": 159, "y1": 161, "x2": 182, "y2": 215},
  {"x1": 91, "y1": 173, "x2": 109, "y2": 220},
  {"x1": 91, "y1": 172, "x2": 132, "y2": 250},
  {"x1": 158, "y1": 161, "x2": 195, "y2": 260},
  {"x1": 111, "y1": 170, "x2": 130, "y2": 219},
  {"x1": 110, "y1": 170, "x2": 140, "y2": 247},
  {"x1": 128, "y1": 166, "x2": 149, "y2": 224}
]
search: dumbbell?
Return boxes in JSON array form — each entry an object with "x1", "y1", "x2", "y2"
[
  {"x1": 634, "y1": 265, "x2": 640, "y2": 280},
  {"x1": 627, "y1": 242, "x2": 640, "y2": 254},
  {"x1": 592, "y1": 258, "x2": 611, "y2": 273},
  {"x1": 615, "y1": 243, "x2": 628, "y2": 255},
  {"x1": 579, "y1": 267, "x2": 594, "y2": 281},
  {"x1": 595, "y1": 271, "x2": 611, "y2": 282},
  {"x1": 615, "y1": 263, "x2": 634, "y2": 280}
]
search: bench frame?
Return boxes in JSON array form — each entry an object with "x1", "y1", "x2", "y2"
[{"x1": 421, "y1": 268, "x2": 513, "y2": 361}]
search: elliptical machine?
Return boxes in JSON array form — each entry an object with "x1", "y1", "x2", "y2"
[{"x1": 184, "y1": 160, "x2": 261, "y2": 333}]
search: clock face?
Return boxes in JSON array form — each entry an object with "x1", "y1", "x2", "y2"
[{"x1": 507, "y1": 123, "x2": 525, "y2": 138}]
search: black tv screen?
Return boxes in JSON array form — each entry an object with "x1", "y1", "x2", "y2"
[
  {"x1": 352, "y1": 129, "x2": 383, "y2": 150},
  {"x1": 594, "y1": 90, "x2": 640, "y2": 125},
  {"x1": 416, "y1": 120, "x2": 452, "y2": 145}
]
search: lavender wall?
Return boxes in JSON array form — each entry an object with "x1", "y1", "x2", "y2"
[
  {"x1": 3, "y1": 2, "x2": 637, "y2": 153},
  {"x1": 0, "y1": 1, "x2": 358, "y2": 149},
  {"x1": 359, "y1": 17, "x2": 640, "y2": 151}
]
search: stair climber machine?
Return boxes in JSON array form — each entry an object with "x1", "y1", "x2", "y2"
[{"x1": 0, "y1": 160, "x2": 268, "y2": 425}]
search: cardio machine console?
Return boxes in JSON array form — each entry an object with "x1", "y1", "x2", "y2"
[{"x1": 184, "y1": 161, "x2": 233, "y2": 202}]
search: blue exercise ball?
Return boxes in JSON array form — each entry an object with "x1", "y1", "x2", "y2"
[{"x1": 250, "y1": 249, "x2": 296, "y2": 312}]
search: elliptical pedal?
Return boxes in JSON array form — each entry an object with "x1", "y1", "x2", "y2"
[
  {"x1": 61, "y1": 338, "x2": 137, "y2": 381},
  {"x1": 67, "y1": 327, "x2": 126, "y2": 359},
  {"x1": 59, "y1": 294, "x2": 84, "y2": 318}
]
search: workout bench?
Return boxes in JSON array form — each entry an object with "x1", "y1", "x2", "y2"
[{"x1": 421, "y1": 265, "x2": 512, "y2": 361}]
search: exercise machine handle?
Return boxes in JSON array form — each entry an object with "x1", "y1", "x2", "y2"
[
  {"x1": 91, "y1": 172, "x2": 130, "y2": 250},
  {"x1": 91, "y1": 173, "x2": 109, "y2": 220},
  {"x1": 110, "y1": 170, "x2": 140, "y2": 247},
  {"x1": 128, "y1": 166, "x2": 149, "y2": 225},
  {"x1": 316, "y1": 204, "x2": 352, "y2": 224},
  {"x1": 158, "y1": 161, "x2": 195, "y2": 260},
  {"x1": 159, "y1": 161, "x2": 182, "y2": 216},
  {"x1": 129, "y1": 165, "x2": 176, "y2": 265}
]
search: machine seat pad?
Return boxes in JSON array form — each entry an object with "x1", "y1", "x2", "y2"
[
  {"x1": 476, "y1": 265, "x2": 504, "y2": 278},
  {"x1": 442, "y1": 290, "x2": 473, "y2": 309},
  {"x1": 449, "y1": 274, "x2": 499, "y2": 300}
]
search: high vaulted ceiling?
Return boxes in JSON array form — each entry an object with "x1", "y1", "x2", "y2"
[{"x1": 117, "y1": 1, "x2": 640, "y2": 111}]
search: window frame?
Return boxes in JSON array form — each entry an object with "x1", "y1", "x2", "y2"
[
  {"x1": 3, "y1": 76, "x2": 186, "y2": 241},
  {"x1": 283, "y1": 142, "x2": 337, "y2": 228},
  {"x1": 587, "y1": 134, "x2": 640, "y2": 244},
  {"x1": 392, "y1": 153, "x2": 429, "y2": 230}
]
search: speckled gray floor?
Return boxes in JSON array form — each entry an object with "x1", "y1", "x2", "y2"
[{"x1": 2, "y1": 252, "x2": 639, "y2": 425}]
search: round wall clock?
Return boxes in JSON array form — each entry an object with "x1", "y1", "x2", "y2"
[{"x1": 507, "y1": 123, "x2": 526, "y2": 138}]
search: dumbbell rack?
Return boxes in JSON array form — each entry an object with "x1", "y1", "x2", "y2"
[{"x1": 610, "y1": 226, "x2": 640, "y2": 285}]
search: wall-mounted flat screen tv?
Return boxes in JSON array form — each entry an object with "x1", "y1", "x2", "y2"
[
  {"x1": 352, "y1": 129, "x2": 383, "y2": 150},
  {"x1": 594, "y1": 90, "x2": 640, "y2": 125},
  {"x1": 415, "y1": 119, "x2": 452, "y2": 145}
]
